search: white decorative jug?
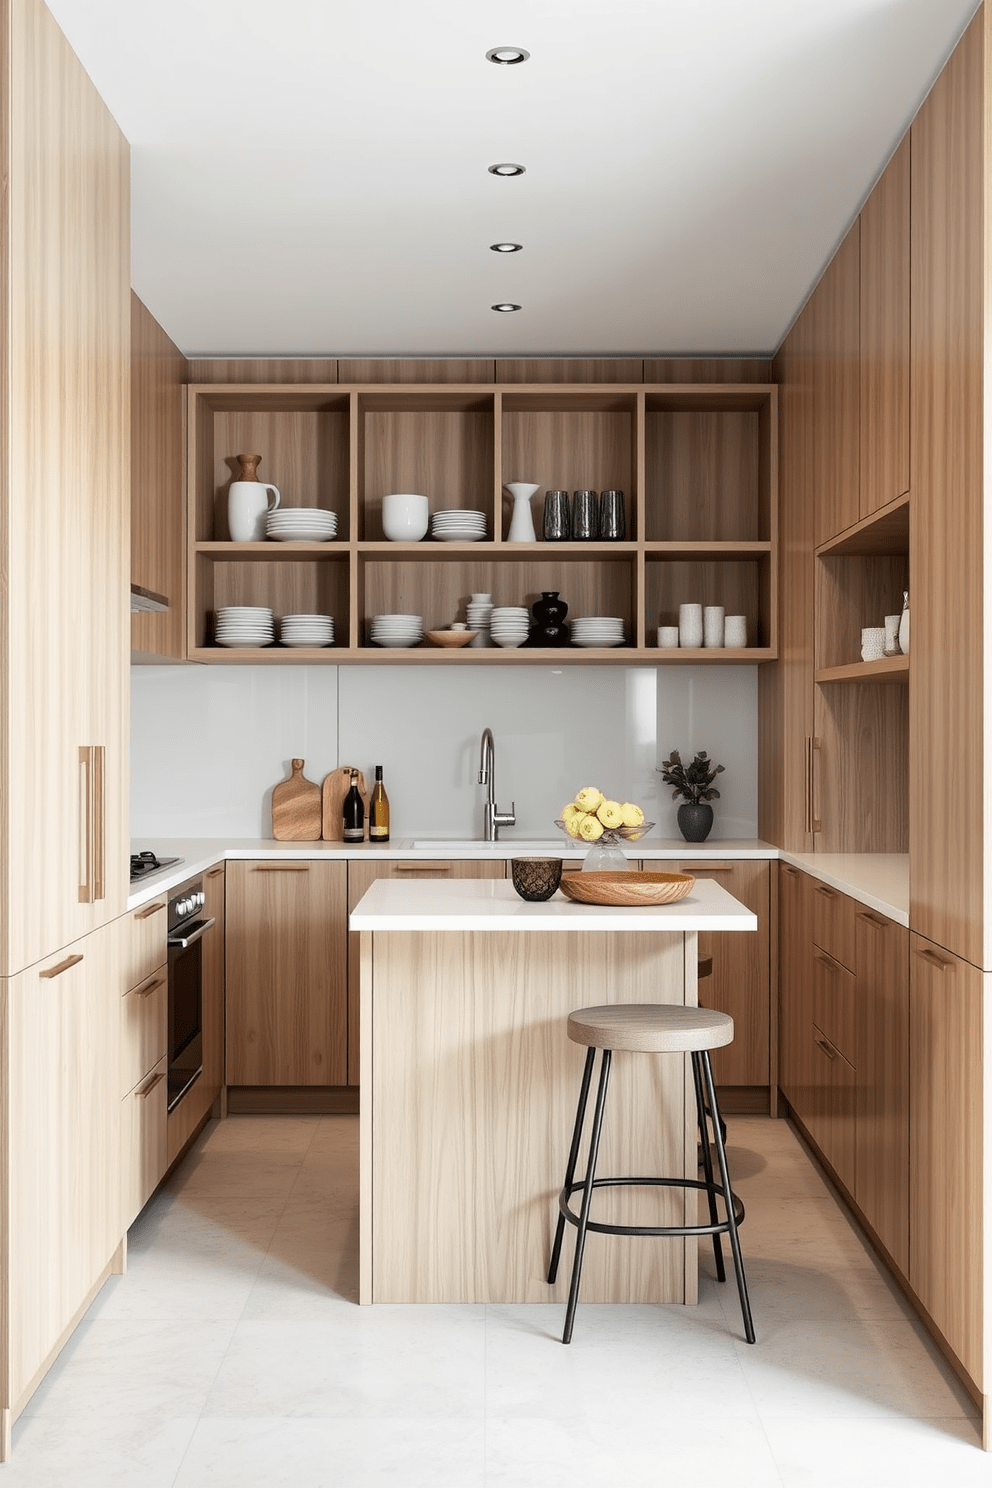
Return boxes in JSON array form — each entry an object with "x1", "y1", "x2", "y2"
[
  {"x1": 505, "y1": 482, "x2": 540, "y2": 543},
  {"x1": 228, "y1": 453, "x2": 280, "y2": 542}
]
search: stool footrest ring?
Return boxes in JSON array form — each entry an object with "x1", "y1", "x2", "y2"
[{"x1": 558, "y1": 1174, "x2": 745, "y2": 1239}]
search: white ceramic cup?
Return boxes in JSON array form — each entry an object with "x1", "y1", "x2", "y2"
[
  {"x1": 679, "y1": 603, "x2": 703, "y2": 649},
  {"x1": 861, "y1": 626, "x2": 886, "y2": 661},
  {"x1": 884, "y1": 614, "x2": 901, "y2": 655},
  {"x1": 703, "y1": 605, "x2": 725, "y2": 647},
  {"x1": 657, "y1": 626, "x2": 680, "y2": 648},
  {"x1": 724, "y1": 615, "x2": 747, "y2": 648},
  {"x1": 382, "y1": 492, "x2": 429, "y2": 542},
  {"x1": 228, "y1": 479, "x2": 280, "y2": 542}
]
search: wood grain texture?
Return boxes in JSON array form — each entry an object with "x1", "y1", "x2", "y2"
[
  {"x1": 813, "y1": 681, "x2": 908, "y2": 853},
  {"x1": 909, "y1": 934, "x2": 983, "y2": 1386},
  {"x1": 497, "y1": 359, "x2": 643, "y2": 384},
  {"x1": 120, "y1": 971, "x2": 167, "y2": 1098},
  {"x1": 210, "y1": 408, "x2": 350, "y2": 541},
  {"x1": 343, "y1": 359, "x2": 494, "y2": 384},
  {"x1": 643, "y1": 358, "x2": 773, "y2": 384},
  {"x1": 854, "y1": 909, "x2": 909, "y2": 1273},
  {"x1": 645, "y1": 411, "x2": 761, "y2": 541},
  {"x1": 120, "y1": 1059, "x2": 167, "y2": 1229},
  {"x1": 225, "y1": 860, "x2": 348, "y2": 1086},
  {"x1": 677, "y1": 861, "x2": 770, "y2": 1087},
  {"x1": 644, "y1": 558, "x2": 768, "y2": 647},
  {"x1": 122, "y1": 897, "x2": 168, "y2": 992},
  {"x1": 271, "y1": 760, "x2": 322, "y2": 841},
  {"x1": 365, "y1": 928, "x2": 695, "y2": 1304},
  {"x1": 805, "y1": 1026, "x2": 857, "y2": 1193},
  {"x1": 363, "y1": 410, "x2": 494, "y2": 536},
  {"x1": 909, "y1": 12, "x2": 985, "y2": 966},
  {"x1": 500, "y1": 410, "x2": 635, "y2": 537},
  {"x1": 810, "y1": 880, "x2": 857, "y2": 972},
  {"x1": 777, "y1": 864, "x2": 815, "y2": 1119},
  {"x1": 859, "y1": 134, "x2": 911, "y2": 518},
  {"x1": 812, "y1": 227, "x2": 861, "y2": 548},
  {"x1": 2, "y1": 0, "x2": 130, "y2": 974},
  {"x1": 188, "y1": 358, "x2": 339, "y2": 384},
  {"x1": 811, "y1": 949, "x2": 857, "y2": 1067},
  {"x1": 130, "y1": 293, "x2": 188, "y2": 660},
  {"x1": 815, "y1": 553, "x2": 908, "y2": 671}
]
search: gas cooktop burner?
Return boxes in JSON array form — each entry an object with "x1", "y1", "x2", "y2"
[{"x1": 130, "y1": 851, "x2": 183, "y2": 884}]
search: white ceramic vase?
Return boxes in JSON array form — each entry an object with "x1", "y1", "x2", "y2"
[{"x1": 505, "y1": 483, "x2": 540, "y2": 543}]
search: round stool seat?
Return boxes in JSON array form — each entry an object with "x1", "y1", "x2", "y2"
[
  {"x1": 567, "y1": 1003, "x2": 734, "y2": 1054},
  {"x1": 697, "y1": 952, "x2": 713, "y2": 980}
]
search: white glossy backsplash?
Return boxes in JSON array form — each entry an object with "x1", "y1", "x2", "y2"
[{"x1": 131, "y1": 664, "x2": 758, "y2": 840}]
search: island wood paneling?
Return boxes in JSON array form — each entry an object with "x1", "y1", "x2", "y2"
[
  {"x1": 131, "y1": 293, "x2": 188, "y2": 660},
  {"x1": 909, "y1": 10, "x2": 985, "y2": 968},
  {"x1": 859, "y1": 134, "x2": 911, "y2": 519},
  {"x1": 364, "y1": 928, "x2": 694, "y2": 1305}
]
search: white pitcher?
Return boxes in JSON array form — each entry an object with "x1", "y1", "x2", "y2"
[{"x1": 228, "y1": 478, "x2": 281, "y2": 542}]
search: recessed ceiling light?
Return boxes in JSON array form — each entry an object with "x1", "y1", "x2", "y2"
[
  {"x1": 488, "y1": 163, "x2": 526, "y2": 177},
  {"x1": 492, "y1": 303, "x2": 521, "y2": 313},
  {"x1": 486, "y1": 46, "x2": 530, "y2": 65},
  {"x1": 490, "y1": 242, "x2": 523, "y2": 253}
]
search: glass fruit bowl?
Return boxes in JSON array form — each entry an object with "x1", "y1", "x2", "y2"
[{"x1": 554, "y1": 819, "x2": 655, "y2": 873}]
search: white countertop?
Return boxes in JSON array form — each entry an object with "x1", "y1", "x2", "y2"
[
  {"x1": 780, "y1": 852, "x2": 909, "y2": 928},
  {"x1": 348, "y1": 875, "x2": 759, "y2": 933}
]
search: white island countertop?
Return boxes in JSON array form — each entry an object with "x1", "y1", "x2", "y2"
[{"x1": 349, "y1": 875, "x2": 758, "y2": 933}]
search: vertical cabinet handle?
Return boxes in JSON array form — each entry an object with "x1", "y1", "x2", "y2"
[
  {"x1": 805, "y1": 736, "x2": 822, "y2": 836},
  {"x1": 77, "y1": 744, "x2": 106, "y2": 903}
]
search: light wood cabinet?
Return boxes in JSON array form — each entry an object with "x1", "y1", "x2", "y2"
[
  {"x1": 675, "y1": 860, "x2": 769, "y2": 1101},
  {"x1": 811, "y1": 229, "x2": 861, "y2": 550},
  {"x1": 346, "y1": 858, "x2": 505, "y2": 1086},
  {"x1": 186, "y1": 382, "x2": 778, "y2": 664},
  {"x1": 226, "y1": 860, "x2": 349, "y2": 1087},
  {"x1": 859, "y1": 134, "x2": 911, "y2": 519},
  {"x1": 120, "y1": 899, "x2": 168, "y2": 1227},
  {"x1": 854, "y1": 907, "x2": 908, "y2": 1273},
  {"x1": 121, "y1": 1060, "x2": 168, "y2": 1229},
  {"x1": 909, "y1": 934, "x2": 982, "y2": 1384},
  {"x1": 777, "y1": 863, "x2": 814, "y2": 1121}
]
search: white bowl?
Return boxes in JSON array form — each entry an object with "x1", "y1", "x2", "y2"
[{"x1": 382, "y1": 493, "x2": 429, "y2": 542}]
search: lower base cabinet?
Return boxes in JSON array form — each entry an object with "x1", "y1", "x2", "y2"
[
  {"x1": 121, "y1": 1057, "x2": 168, "y2": 1227},
  {"x1": 854, "y1": 907, "x2": 909, "y2": 1273}
]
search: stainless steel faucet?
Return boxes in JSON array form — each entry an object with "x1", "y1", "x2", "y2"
[{"x1": 479, "y1": 727, "x2": 516, "y2": 841}]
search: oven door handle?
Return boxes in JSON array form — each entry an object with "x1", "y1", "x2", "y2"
[{"x1": 167, "y1": 916, "x2": 216, "y2": 950}]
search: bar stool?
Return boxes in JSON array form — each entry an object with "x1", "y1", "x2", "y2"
[
  {"x1": 696, "y1": 952, "x2": 727, "y2": 1147},
  {"x1": 547, "y1": 1002, "x2": 755, "y2": 1346}
]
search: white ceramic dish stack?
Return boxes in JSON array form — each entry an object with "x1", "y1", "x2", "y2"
[
  {"x1": 430, "y1": 510, "x2": 488, "y2": 542},
  {"x1": 214, "y1": 605, "x2": 275, "y2": 648},
  {"x1": 466, "y1": 595, "x2": 493, "y2": 647},
  {"x1": 279, "y1": 613, "x2": 335, "y2": 647},
  {"x1": 489, "y1": 606, "x2": 531, "y2": 648},
  {"x1": 370, "y1": 613, "x2": 424, "y2": 648},
  {"x1": 265, "y1": 508, "x2": 338, "y2": 542},
  {"x1": 570, "y1": 616, "x2": 626, "y2": 648}
]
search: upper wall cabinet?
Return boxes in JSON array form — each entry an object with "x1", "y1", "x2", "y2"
[
  {"x1": 859, "y1": 136, "x2": 911, "y2": 521},
  {"x1": 186, "y1": 382, "x2": 778, "y2": 665},
  {"x1": 811, "y1": 230, "x2": 861, "y2": 550}
]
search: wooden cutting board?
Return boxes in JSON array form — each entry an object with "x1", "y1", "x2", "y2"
[
  {"x1": 271, "y1": 759, "x2": 322, "y2": 841},
  {"x1": 322, "y1": 766, "x2": 370, "y2": 841}
]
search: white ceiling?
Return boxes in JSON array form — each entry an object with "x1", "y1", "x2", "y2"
[{"x1": 48, "y1": 0, "x2": 980, "y2": 360}]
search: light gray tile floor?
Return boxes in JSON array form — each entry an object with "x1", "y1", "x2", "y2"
[{"x1": 4, "y1": 1113, "x2": 983, "y2": 1485}]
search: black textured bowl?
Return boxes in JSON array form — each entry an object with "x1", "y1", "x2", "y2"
[{"x1": 511, "y1": 857, "x2": 563, "y2": 901}]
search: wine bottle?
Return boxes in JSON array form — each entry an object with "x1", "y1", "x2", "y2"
[
  {"x1": 342, "y1": 768, "x2": 365, "y2": 843},
  {"x1": 369, "y1": 765, "x2": 390, "y2": 842}
]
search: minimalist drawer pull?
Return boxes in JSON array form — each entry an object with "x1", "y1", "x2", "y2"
[
  {"x1": 813, "y1": 949, "x2": 841, "y2": 973},
  {"x1": 813, "y1": 883, "x2": 838, "y2": 899},
  {"x1": 40, "y1": 953, "x2": 84, "y2": 980},
  {"x1": 252, "y1": 863, "x2": 310, "y2": 872},
  {"x1": 206, "y1": 866, "x2": 225, "y2": 879},
  {"x1": 135, "y1": 974, "x2": 166, "y2": 999},
  {"x1": 395, "y1": 862, "x2": 452, "y2": 873},
  {"x1": 813, "y1": 1031, "x2": 838, "y2": 1061},
  {"x1": 682, "y1": 863, "x2": 734, "y2": 873},
  {"x1": 856, "y1": 909, "x2": 889, "y2": 930},
  {"x1": 138, "y1": 1070, "x2": 166, "y2": 1099},
  {"x1": 135, "y1": 901, "x2": 165, "y2": 920},
  {"x1": 782, "y1": 865, "x2": 801, "y2": 879},
  {"x1": 913, "y1": 944, "x2": 954, "y2": 972}
]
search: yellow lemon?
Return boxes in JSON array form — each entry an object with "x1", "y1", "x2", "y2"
[
  {"x1": 620, "y1": 802, "x2": 645, "y2": 828},
  {"x1": 561, "y1": 803, "x2": 581, "y2": 824},
  {"x1": 563, "y1": 813, "x2": 584, "y2": 839},
  {"x1": 577, "y1": 814, "x2": 604, "y2": 841},
  {"x1": 596, "y1": 799, "x2": 624, "y2": 829},
  {"x1": 574, "y1": 786, "x2": 603, "y2": 813}
]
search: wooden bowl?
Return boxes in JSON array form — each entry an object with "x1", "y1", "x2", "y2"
[
  {"x1": 559, "y1": 871, "x2": 695, "y2": 907},
  {"x1": 426, "y1": 630, "x2": 478, "y2": 648}
]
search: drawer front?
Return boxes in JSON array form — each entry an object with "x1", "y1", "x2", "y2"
[
  {"x1": 812, "y1": 946, "x2": 857, "y2": 1066},
  {"x1": 120, "y1": 1056, "x2": 168, "y2": 1228},
  {"x1": 808, "y1": 1026, "x2": 856, "y2": 1192},
  {"x1": 123, "y1": 896, "x2": 168, "y2": 991},
  {"x1": 121, "y1": 968, "x2": 168, "y2": 1099},
  {"x1": 810, "y1": 879, "x2": 857, "y2": 972}
]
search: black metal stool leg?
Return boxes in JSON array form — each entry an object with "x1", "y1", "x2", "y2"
[
  {"x1": 700, "y1": 1051, "x2": 755, "y2": 1344},
  {"x1": 562, "y1": 1047, "x2": 612, "y2": 1345},
  {"x1": 691, "y1": 1051, "x2": 726, "y2": 1283},
  {"x1": 548, "y1": 1046, "x2": 596, "y2": 1284}
]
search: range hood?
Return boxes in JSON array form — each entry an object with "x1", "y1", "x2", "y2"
[{"x1": 130, "y1": 583, "x2": 169, "y2": 613}]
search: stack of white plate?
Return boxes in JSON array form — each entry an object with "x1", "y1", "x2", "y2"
[
  {"x1": 430, "y1": 510, "x2": 487, "y2": 542},
  {"x1": 489, "y1": 606, "x2": 531, "y2": 648},
  {"x1": 265, "y1": 508, "x2": 338, "y2": 542},
  {"x1": 279, "y1": 613, "x2": 335, "y2": 648},
  {"x1": 570, "y1": 616, "x2": 627, "y2": 648},
  {"x1": 370, "y1": 613, "x2": 424, "y2": 648},
  {"x1": 466, "y1": 596, "x2": 493, "y2": 647},
  {"x1": 215, "y1": 606, "x2": 275, "y2": 648}
]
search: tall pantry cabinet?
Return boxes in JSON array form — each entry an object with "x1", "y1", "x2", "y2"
[{"x1": 0, "y1": 0, "x2": 130, "y2": 1458}]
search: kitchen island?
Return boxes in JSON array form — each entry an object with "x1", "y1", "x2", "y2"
[{"x1": 351, "y1": 875, "x2": 757, "y2": 1307}]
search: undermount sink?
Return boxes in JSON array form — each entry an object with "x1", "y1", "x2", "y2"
[{"x1": 411, "y1": 839, "x2": 570, "y2": 853}]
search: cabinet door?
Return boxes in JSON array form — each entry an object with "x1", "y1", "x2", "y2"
[
  {"x1": 121, "y1": 1058, "x2": 168, "y2": 1229},
  {"x1": 778, "y1": 863, "x2": 814, "y2": 1119},
  {"x1": 346, "y1": 859, "x2": 506, "y2": 1087},
  {"x1": 909, "y1": 935, "x2": 982, "y2": 1383},
  {"x1": 811, "y1": 228, "x2": 861, "y2": 548},
  {"x1": 807, "y1": 1026, "x2": 857, "y2": 1193},
  {"x1": 226, "y1": 860, "x2": 348, "y2": 1086},
  {"x1": 677, "y1": 860, "x2": 769, "y2": 1088},
  {"x1": 859, "y1": 134, "x2": 910, "y2": 518},
  {"x1": 854, "y1": 908, "x2": 908, "y2": 1272},
  {"x1": 811, "y1": 948, "x2": 857, "y2": 1065}
]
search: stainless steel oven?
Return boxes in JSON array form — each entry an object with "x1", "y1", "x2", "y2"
[{"x1": 167, "y1": 881, "x2": 215, "y2": 1112}]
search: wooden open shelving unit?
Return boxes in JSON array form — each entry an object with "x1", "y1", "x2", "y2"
[
  {"x1": 814, "y1": 493, "x2": 909, "y2": 684},
  {"x1": 187, "y1": 381, "x2": 778, "y2": 664}
]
